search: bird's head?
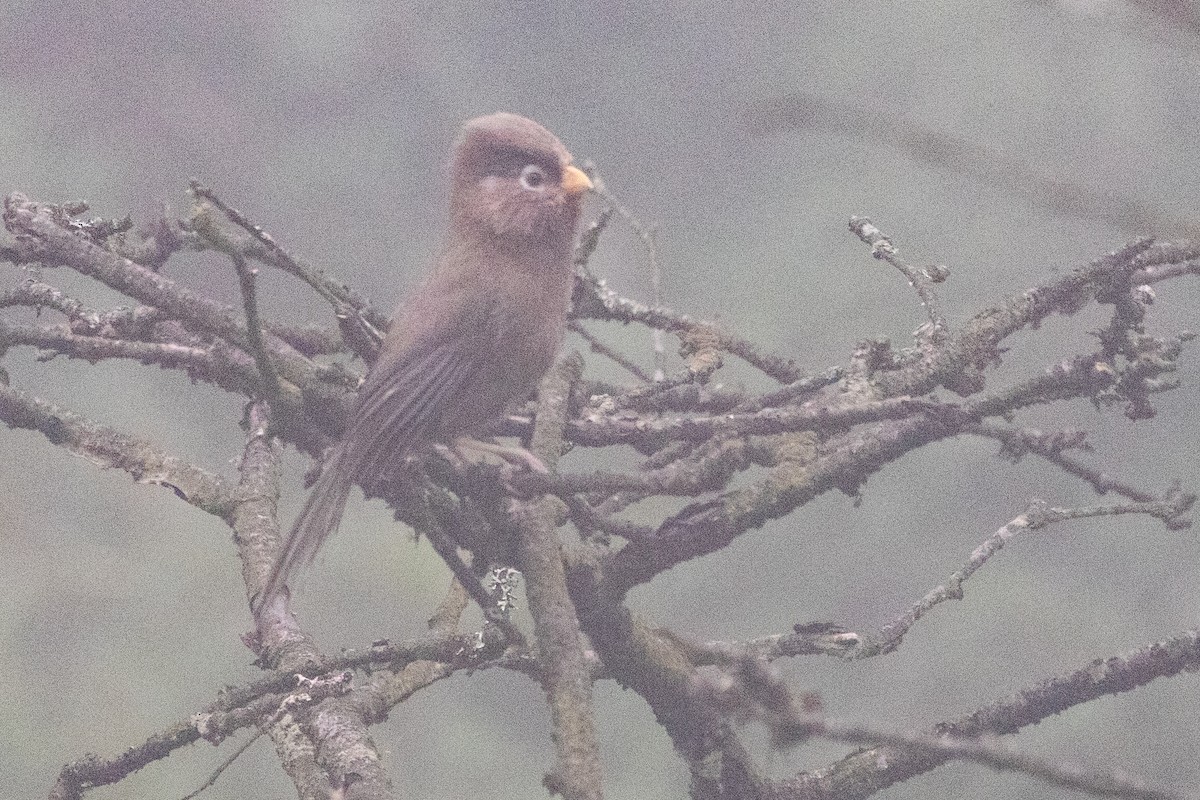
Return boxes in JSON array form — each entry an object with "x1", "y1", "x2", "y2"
[{"x1": 449, "y1": 112, "x2": 592, "y2": 245}]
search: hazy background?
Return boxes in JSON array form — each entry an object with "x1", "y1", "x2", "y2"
[{"x1": 4, "y1": 2, "x2": 1199, "y2": 798}]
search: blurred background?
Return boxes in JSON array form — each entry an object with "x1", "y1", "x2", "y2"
[{"x1": 3, "y1": 2, "x2": 1199, "y2": 798}]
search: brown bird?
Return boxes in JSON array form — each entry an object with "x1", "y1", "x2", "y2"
[{"x1": 257, "y1": 112, "x2": 592, "y2": 617}]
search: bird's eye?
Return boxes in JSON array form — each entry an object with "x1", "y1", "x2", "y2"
[{"x1": 519, "y1": 164, "x2": 547, "y2": 190}]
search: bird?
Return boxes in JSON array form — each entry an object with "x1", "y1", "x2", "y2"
[{"x1": 256, "y1": 112, "x2": 592, "y2": 618}]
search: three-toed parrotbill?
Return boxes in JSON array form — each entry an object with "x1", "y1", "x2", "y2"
[{"x1": 257, "y1": 113, "x2": 592, "y2": 616}]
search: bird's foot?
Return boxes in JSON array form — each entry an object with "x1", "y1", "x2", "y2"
[{"x1": 451, "y1": 436, "x2": 548, "y2": 474}]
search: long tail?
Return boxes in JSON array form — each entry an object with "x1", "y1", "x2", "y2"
[{"x1": 255, "y1": 447, "x2": 353, "y2": 617}]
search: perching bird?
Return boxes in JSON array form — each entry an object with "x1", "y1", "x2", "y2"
[{"x1": 256, "y1": 112, "x2": 592, "y2": 617}]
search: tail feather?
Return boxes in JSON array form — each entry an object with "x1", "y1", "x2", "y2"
[{"x1": 255, "y1": 447, "x2": 353, "y2": 617}]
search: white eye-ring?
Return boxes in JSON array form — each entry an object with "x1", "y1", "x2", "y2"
[{"x1": 519, "y1": 164, "x2": 547, "y2": 190}]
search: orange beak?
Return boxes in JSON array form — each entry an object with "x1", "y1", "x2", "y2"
[{"x1": 561, "y1": 164, "x2": 593, "y2": 196}]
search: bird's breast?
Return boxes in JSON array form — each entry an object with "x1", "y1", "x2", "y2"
[{"x1": 424, "y1": 250, "x2": 573, "y2": 438}]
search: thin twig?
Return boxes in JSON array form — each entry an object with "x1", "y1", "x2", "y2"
[
  {"x1": 178, "y1": 731, "x2": 263, "y2": 800},
  {"x1": 867, "y1": 495, "x2": 1194, "y2": 657},
  {"x1": 849, "y1": 215, "x2": 948, "y2": 339},
  {"x1": 588, "y1": 169, "x2": 666, "y2": 381},
  {"x1": 4, "y1": 194, "x2": 327, "y2": 393},
  {"x1": 568, "y1": 319, "x2": 652, "y2": 383},
  {"x1": 798, "y1": 628, "x2": 1200, "y2": 799},
  {"x1": 229, "y1": 252, "x2": 285, "y2": 411},
  {"x1": 970, "y1": 422, "x2": 1161, "y2": 503},
  {"x1": 189, "y1": 182, "x2": 388, "y2": 330},
  {"x1": 783, "y1": 714, "x2": 1190, "y2": 800},
  {"x1": 572, "y1": 271, "x2": 804, "y2": 383},
  {"x1": 753, "y1": 92, "x2": 1200, "y2": 238}
]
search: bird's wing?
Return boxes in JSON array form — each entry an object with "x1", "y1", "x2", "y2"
[{"x1": 256, "y1": 331, "x2": 485, "y2": 615}]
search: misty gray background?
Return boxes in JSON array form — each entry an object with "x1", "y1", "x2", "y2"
[{"x1": 4, "y1": 2, "x2": 1199, "y2": 798}]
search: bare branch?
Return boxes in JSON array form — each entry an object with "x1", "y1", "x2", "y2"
[
  {"x1": 589, "y1": 170, "x2": 668, "y2": 380},
  {"x1": 970, "y1": 422, "x2": 1168, "y2": 503},
  {"x1": 0, "y1": 381, "x2": 233, "y2": 518},
  {"x1": 792, "y1": 628, "x2": 1200, "y2": 799},
  {"x1": 866, "y1": 496, "x2": 1193, "y2": 657},
  {"x1": 3, "y1": 194, "x2": 345, "y2": 397},
  {"x1": 568, "y1": 319, "x2": 653, "y2": 383},
  {"x1": 9, "y1": 187, "x2": 1200, "y2": 800},
  {"x1": 511, "y1": 353, "x2": 605, "y2": 800},
  {"x1": 784, "y1": 714, "x2": 1190, "y2": 800},
  {"x1": 572, "y1": 270, "x2": 806, "y2": 383},
  {"x1": 189, "y1": 182, "x2": 389, "y2": 331},
  {"x1": 752, "y1": 92, "x2": 1199, "y2": 238},
  {"x1": 849, "y1": 215, "x2": 949, "y2": 338}
]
